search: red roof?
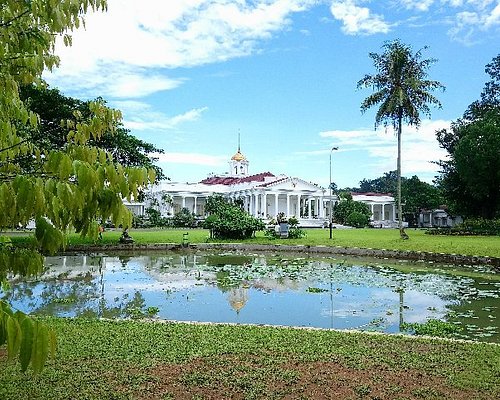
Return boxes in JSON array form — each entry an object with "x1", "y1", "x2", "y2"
[
  {"x1": 200, "y1": 172, "x2": 275, "y2": 186},
  {"x1": 257, "y1": 177, "x2": 287, "y2": 187}
]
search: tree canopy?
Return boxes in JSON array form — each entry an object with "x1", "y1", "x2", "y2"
[
  {"x1": 19, "y1": 84, "x2": 166, "y2": 181},
  {"x1": 357, "y1": 39, "x2": 444, "y2": 237},
  {"x1": 1, "y1": 0, "x2": 155, "y2": 373},
  {"x1": 436, "y1": 55, "x2": 500, "y2": 219}
]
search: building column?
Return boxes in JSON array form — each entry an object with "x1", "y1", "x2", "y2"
[
  {"x1": 182, "y1": 196, "x2": 186, "y2": 209},
  {"x1": 319, "y1": 195, "x2": 324, "y2": 218},
  {"x1": 263, "y1": 193, "x2": 267, "y2": 218},
  {"x1": 382, "y1": 204, "x2": 385, "y2": 220},
  {"x1": 297, "y1": 195, "x2": 301, "y2": 217},
  {"x1": 370, "y1": 204, "x2": 374, "y2": 220},
  {"x1": 308, "y1": 198, "x2": 312, "y2": 218},
  {"x1": 274, "y1": 193, "x2": 278, "y2": 217},
  {"x1": 194, "y1": 197, "x2": 197, "y2": 215},
  {"x1": 286, "y1": 194, "x2": 290, "y2": 217},
  {"x1": 392, "y1": 204, "x2": 396, "y2": 222}
]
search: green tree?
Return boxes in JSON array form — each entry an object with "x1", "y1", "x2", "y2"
[
  {"x1": 358, "y1": 171, "x2": 397, "y2": 194},
  {"x1": 358, "y1": 40, "x2": 444, "y2": 238},
  {"x1": 1, "y1": 0, "x2": 154, "y2": 373},
  {"x1": 19, "y1": 84, "x2": 166, "y2": 181},
  {"x1": 333, "y1": 197, "x2": 371, "y2": 227},
  {"x1": 203, "y1": 194, "x2": 265, "y2": 239},
  {"x1": 436, "y1": 55, "x2": 500, "y2": 219}
]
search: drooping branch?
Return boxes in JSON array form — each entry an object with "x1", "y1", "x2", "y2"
[{"x1": 0, "y1": 9, "x2": 30, "y2": 28}]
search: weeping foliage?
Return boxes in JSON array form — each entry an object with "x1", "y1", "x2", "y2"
[
  {"x1": 0, "y1": 301, "x2": 57, "y2": 374},
  {"x1": 1, "y1": 0, "x2": 156, "y2": 374}
]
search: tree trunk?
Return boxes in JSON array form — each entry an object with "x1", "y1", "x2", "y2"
[{"x1": 397, "y1": 114, "x2": 408, "y2": 239}]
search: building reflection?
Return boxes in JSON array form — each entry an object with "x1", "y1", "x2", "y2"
[{"x1": 227, "y1": 287, "x2": 249, "y2": 314}]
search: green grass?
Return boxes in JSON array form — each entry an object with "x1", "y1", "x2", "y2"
[
  {"x1": 0, "y1": 318, "x2": 499, "y2": 399},
  {"x1": 9, "y1": 228, "x2": 500, "y2": 258}
]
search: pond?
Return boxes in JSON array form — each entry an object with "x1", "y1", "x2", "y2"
[{"x1": 3, "y1": 251, "x2": 499, "y2": 342}]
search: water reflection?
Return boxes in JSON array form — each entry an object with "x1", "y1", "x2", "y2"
[{"x1": 2, "y1": 252, "x2": 499, "y2": 342}]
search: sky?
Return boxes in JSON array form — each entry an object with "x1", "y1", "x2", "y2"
[{"x1": 44, "y1": 0, "x2": 500, "y2": 189}]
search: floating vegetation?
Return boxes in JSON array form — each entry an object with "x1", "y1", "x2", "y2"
[{"x1": 307, "y1": 287, "x2": 328, "y2": 293}]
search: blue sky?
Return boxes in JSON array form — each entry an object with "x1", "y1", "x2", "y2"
[{"x1": 45, "y1": 0, "x2": 500, "y2": 189}]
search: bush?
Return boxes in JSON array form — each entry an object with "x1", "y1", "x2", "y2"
[
  {"x1": 203, "y1": 194, "x2": 264, "y2": 239},
  {"x1": 172, "y1": 208, "x2": 196, "y2": 228},
  {"x1": 346, "y1": 211, "x2": 370, "y2": 228},
  {"x1": 334, "y1": 199, "x2": 371, "y2": 227},
  {"x1": 426, "y1": 218, "x2": 500, "y2": 236}
]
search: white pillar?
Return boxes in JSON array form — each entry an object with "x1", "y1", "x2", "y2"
[
  {"x1": 182, "y1": 196, "x2": 186, "y2": 209},
  {"x1": 263, "y1": 193, "x2": 267, "y2": 218},
  {"x1": 370, "y1": 204, "x2": 374, "y2": 220},
  {"x1": 297, "y1": 195, "x2": 301, "y2": 217},
  {"x1": 308, "y1": 198, "x2": 312, "y2": 218},
  {"x1": 274, "y1": 193, "x2": 279, "y2": 216},
  {"x1": 382, "y1": 204, "x2": 385, "y2": 220},
  {"x1": 286, "y1": 194, "x2": 290, "y2": 217},
  {"x1": 392, "y1": 203, "x2": 396, "y2": 222},
  {"x1": 319, "y1": 196, "x2": 324, "y2": 218},
  {"x1": 194, "y1": 197, "x2": 197, "y2": 215}
]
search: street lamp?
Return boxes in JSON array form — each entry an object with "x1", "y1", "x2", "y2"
[{"x1": 329, "y1": 146, "x2": 339, "y2": 239}]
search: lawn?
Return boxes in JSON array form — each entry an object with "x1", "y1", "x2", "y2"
[
  {"x1": 9, "y1": 227, "x2": 500, "y2": 258},
  {"x1": 1, "y1": 318, "x2": 499, "y2": 399}
]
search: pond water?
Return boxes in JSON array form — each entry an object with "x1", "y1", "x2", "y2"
[{"x1": 4, "y1": 251, "x2": 499, "y2": 342}]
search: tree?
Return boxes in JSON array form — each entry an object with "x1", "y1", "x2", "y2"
[
  {"x1": 19, "y1": 84, "x2": 166, "y2": 181},
  {"x1": 436, "y1": 56, "x2": 500, "y2": 219},
  {"x1": 358, "y1": 171, "x2": 398, "y2": 194},
  {"x1": 355, "y1": 171, "x2": 444, "y2": 226},
  {"x1": 1, "y1": 0, "x2": 154, "y2": 373},
  {"x1": 203, "y1": 194, "x2": 265, "y2": 239},
  {"x1": 333, "y1": 196, "x2": 371, "y2": 228},
  {"x1": 357, "y1": 40, "x2": 444, "y2": 238},
  {"x1": 401, "y1": 175, "x2": 444, "y2": 226}
]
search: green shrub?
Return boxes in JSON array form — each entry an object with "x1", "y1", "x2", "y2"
[
  {"x1": 426, "y1": 218, "x2": 500, "y2": 236},
  {"x1": 203, "y1": 194, "x2": 264, "y2": 239},
  {"x1": 172, "y1": 208, "x2": 196, "y2": 228},
  {"x1": 334, "y1": 199, "x2": 371, "y2": 227},
  {"x1": 346, "y1": 211, "x2": 370, "y2": 228}
]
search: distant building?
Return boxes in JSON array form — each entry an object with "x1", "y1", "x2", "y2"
[
  {"x1": 351, "y1": 192, "x2": 398, "y2": 228},
  {"x1": 419, "y1": 209, "x2": 463, "y2": 228},
  {"x1": 146, "y1": 146, "x2": 336, "y2": 228},
  {"x1": 129, "y1": 146, "x2": 400, "y2": 228}
]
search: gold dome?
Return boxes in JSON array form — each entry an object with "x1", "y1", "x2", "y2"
[{"x1": 231, "y1": 150, "x2": 246, "y2": 161}]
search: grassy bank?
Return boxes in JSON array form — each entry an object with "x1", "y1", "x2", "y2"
[
  {"x1": 1, "y1": 318, "x2": 499, "y2": 399},
  {"x1": 9, "y1": 228, "x2": 500, "y2": 258}
]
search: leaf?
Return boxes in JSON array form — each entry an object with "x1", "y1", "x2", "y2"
[
  {"x1": 19, "y1": 317, "x2": 34, "y2": 372},
  {"x1": 6, "y1": 316, "x2": 22, "y2": 361},
  {"x1": 31, "y1": 321, "x2": 49, "y2": 375}
]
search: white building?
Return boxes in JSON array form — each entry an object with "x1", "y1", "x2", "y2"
[
  {"x1": 143, "y1": 147, "x2": 397, "y2": 228},
  {"x1": 351, "y1": 192, "x2": 398, "y2": 228}
]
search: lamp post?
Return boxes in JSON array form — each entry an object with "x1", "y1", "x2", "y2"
[{"x1": 329, "y1": 146, "x2": 338, "y2": 239}]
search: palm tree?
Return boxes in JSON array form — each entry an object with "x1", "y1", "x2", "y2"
[{"x1": 357, "y1": 39, "x2": 444, "y2": 238}]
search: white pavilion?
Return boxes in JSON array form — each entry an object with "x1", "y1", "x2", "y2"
[{"x1": 143, "y1": 146, "x2": 397, "y2": 228}]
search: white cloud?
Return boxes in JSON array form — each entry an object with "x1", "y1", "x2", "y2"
[
  {"x1": 400, "y1": 0, "x2": 435, "y2": 11},
  {"x1": 154, "y1": 152, "x2": 227, "y2": 166},
  {"x1": 118, "y1": 104, "x2": 209, "y2": 131},
  {"x1": 330, "y1": 0, "x2": 390, "y2": 35},
  {"x1": 319, "y1": 119, "x2": 451, "y2": 180},
  {"x1": 446, "y1": 0, "x2": 500, "y2": 42},
  {"x1": 45, "y1": 0, "x2": 317, "y2": 99}
]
